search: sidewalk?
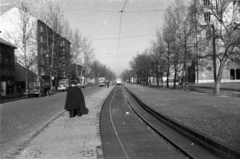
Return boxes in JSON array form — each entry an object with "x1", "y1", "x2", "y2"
[
  {"x1": 0, "y1": 93, "x2": 26, "y2": 103},
  {"x1": 14, "y1": 87, "x2": 113, "y2": 159}
]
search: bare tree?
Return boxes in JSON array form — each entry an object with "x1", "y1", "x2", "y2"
[
  {"x1": 71, "y1": 28, "x2": 94, "y2": 81},
  {"x1": 162, "y1": 6, "x2": 174, "y2": 88},
  {"x1": 175, "y1": 0, "x2": 196, "y2": 90},
  {"x1": 3, "y1": 2, "x2": 38, "y2": 91},
  {"x1": 150, "y1": 36, "x2": 167, "y2": 86},
  {"x1": 196, "y1": 0, "x2": 240, "y2": 94},
  {"x1": 162, "y1": 1, "x2": 184, "y2": 89},
  {"x1": 39, "y1": 1, "x2": 65, "y2": 90}
]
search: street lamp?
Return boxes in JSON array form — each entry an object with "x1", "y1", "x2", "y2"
[
  {"x1": 202, "y1": 11, "x2": 217, "y2": 83},
  {"x1": 211, "y1": 24, "x2": 217, "y2": 82}
]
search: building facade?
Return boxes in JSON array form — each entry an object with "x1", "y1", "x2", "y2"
[
  {"x1": 37, "y1": 20, "x2": 71, "y2": 86},
  {"x1": 0, "y1": 37, "x2": 17, "y2": 96},
  {"x1": 194, "y1": 0, "x2": 240, "y2": 83},
  {"x1": 0, "y1": 7, "x2": 71, "y2": 89}
]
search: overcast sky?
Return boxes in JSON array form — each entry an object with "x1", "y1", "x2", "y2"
[{"x1": 1, "y1": 0, "x2": 192, "y2": 75}]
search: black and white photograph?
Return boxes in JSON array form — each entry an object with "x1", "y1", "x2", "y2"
[{"x1": 0, "y1": 0, "x2": 240, "y2": 158}]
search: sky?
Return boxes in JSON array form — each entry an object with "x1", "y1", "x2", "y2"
[{"x1": 0, "y1": 0, "x2": 192, "y2": 75}]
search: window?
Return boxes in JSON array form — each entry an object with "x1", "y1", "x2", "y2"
[
  {"x1": 40, "y1": 47, "x2": 44, "y2": 54},
  {"x1": 236, "y1": 69, "x2": 240, "y2": 79},
  {"x1": 206, "y1": 66, "x2": 212, "y2": 71},
  {"x1": 40, "y1": 35, "x2": 43, "y2": 43},
  {"x1": 230, "y1": 69, "x2": 235, "y2": 80},
  {"x1": 48, "y1": 57, "x2": 52, "y2": 65},
  {"x1": 203, "y1": 0, "x2": 210, "y2": 6},
  {"x1": 204, "y1": 12, "x2": 211, "y2": 23},
  {"x1": 40, "y1": 26, "x2": 43, "y2": 33}
]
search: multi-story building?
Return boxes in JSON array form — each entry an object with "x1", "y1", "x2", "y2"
[
  {"x1": 0, "y1": 7, "x2": 71, "y2": 88},
  {"x1": 0, "y1": 37, "x2": 17, "y2": 96},
  {"x1": 194, "y1": 0, "x2": 240, "y2": 83},
  {"x1": 37, "y1": 20, "x2": 71, "y2": 85}
]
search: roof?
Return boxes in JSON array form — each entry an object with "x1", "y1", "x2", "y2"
[{"x1": 0, "y1": 37, "x2": 17, "y2": 49}]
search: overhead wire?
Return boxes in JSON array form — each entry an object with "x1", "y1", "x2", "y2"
[
  {"x1": 64, "y1": 9, "x2": 164, "y2": 13},
  {"x1": 92, "y1": 34, "x2": 156, "y2": 41},
  {"x1": 117, "y1": 0, "x2": 128, "y2": 55}
]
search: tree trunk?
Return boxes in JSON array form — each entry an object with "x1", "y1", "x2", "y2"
[
  {"x1": 184, "y1": 39, "x2": 187, "y2": 91},
  {"x1": 214, "y1": 57, "x2": 227, "y2": 95},
  {"x1": 167, "y1": 47, "x2": 170, "y2": 88},
  {"x1": 174, "y1": 68, "x2": 177, "y2": 89},
  {"x1": 156, "y1": 71, "x2": 159, "y2": 86},
  {"x1": 25, "y1": 68, "x2": 29, "y2": 91}
]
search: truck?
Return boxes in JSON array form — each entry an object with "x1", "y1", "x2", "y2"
[
  {"x1": 98, "y1": 77, "x2": 106, "y2": 87},
  {"x1": 57, "y1": 78, "x2": 70, "y2": 91},
  {"x1": 25, "y1": 82, "x2": 50, "y2": 97}
]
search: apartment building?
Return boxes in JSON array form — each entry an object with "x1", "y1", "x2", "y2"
[{"x1": 0, "y1": 7, "x2": 71, "y2": 88}]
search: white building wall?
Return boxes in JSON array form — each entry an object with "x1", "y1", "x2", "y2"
[{"x1": 0, "y1": 7, "x2": 39, "y2": 76}]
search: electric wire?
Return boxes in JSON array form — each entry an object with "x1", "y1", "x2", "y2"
[
  {"x1": 92, "y1": 34, "x2": 156, "y2": 41},
  {"x1": 64, "y1": 9, "x2": 164, "y2": 13},
  {"x1": 117, "y1": 11, "x2": 123, "y2": 55},
  {"x1": 64, "y1": 9, "x2": 117, "y2": 12},
  {"x1": 117, "y1": 0, "x2": 128, "y2": 55},
  {"x1": 121, "y1": 0, "x2": 128, "y2": 11}
]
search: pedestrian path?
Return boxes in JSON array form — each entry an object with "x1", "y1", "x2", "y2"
[{"x1": 14, "y1": 87, "x2": 114, "y2": 159}]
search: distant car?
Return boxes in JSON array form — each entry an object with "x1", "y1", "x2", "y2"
[
  {"x1": 57, "y1": 78, "x2": 70, "y2": 91},
  {"x1": 98, "y1": 77, "x2": 106, "y2": 87},
  {"x1": 116, "y1": 78, "x2": 122, "y2": 85}
]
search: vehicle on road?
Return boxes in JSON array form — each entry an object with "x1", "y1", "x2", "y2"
[
  {"x1": 116, "y1": 78, "x2": 122, "y2": 85},
  {"x1": 25, "y1": 82, "x2": 50, "y2": 97},
  {"x1": 57, "y1": 78, "x2": 70, "y2": 91},
  {"x1": 98, "y1": 77, "x2": 106, "y2": 87}
]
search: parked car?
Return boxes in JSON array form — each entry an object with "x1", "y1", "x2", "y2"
[{"x1": 25, "y1": 82, "x2": 50, "y2": 97}]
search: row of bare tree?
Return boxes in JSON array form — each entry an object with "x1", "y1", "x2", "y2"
[{"x1": 122, "y1": 0, "x2": 240, "y2": 95}]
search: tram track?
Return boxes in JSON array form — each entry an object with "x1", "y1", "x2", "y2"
[
  {"x1": 101, "y1": 86, "x2": 209, "y2": 158},
  {"x1": 124, "y1": 85, "x2": 240, "y2": 159},
  {"x1": 100, "y1": 85, "x2": 239, "y2": 159}
]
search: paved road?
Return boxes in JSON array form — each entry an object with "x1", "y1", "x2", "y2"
[{"x1": 0, "y1": 85, "x2": 101, "y2": 157}]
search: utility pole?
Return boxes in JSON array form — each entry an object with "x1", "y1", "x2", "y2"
[
  {"x1": 204, "y1": 10, "x2": 217, "y2": 83},
  {"x1": 212, "y1": 24, "x2": 217, "y2": 82}
]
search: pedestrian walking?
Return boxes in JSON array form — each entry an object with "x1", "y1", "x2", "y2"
[
  {"x1": 106, "y1": 80, "x2": 109, "y2": 88},
  {"x1": 64, "y1": 80, "x2": 89, "y2": 118}
]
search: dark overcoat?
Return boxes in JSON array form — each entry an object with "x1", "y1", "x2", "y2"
[{"x1": 64, "y1": 86, "x2": 88, "y2": 114}]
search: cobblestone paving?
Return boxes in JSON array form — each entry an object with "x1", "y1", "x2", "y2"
[{"x1": 14, "y1": 87, "x2": 113, "y2": 159}]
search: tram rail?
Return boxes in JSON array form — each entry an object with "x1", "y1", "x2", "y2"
[
  {"x1": 124, "y1": 85, "x2": 240, "y2": 159},
  {"x1": 101, "y1": 85, "x2": 235, "y2": 159}
]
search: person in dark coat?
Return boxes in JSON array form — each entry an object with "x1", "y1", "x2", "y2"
[{"x1": 64, "y1": 80, "x2": 88, "y2": 118}]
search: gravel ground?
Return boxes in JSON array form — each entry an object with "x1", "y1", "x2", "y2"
[{"x1": 125, "y1": 84, "x2": 240, "y2": 151}]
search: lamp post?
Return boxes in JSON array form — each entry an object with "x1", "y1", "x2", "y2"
[
  {"x1": 211, "y1": 24, "x2": 217, "y2": 82},
  {"x1": 201, "y1": 24, "x2": 217, "y2": 83}
]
